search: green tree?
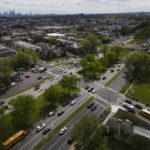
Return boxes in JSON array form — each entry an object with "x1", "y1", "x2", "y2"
[
  {"x1": 60, "y1": 75, "x2": 77, "y2": 96},
  {"x1": 11, "y1": 95, "x2": 35, "y2": 129},
  {"x1": 125, "y1": 51, "x2": 150, "y2": 76},
  {"x1": 105, "y1": 51, "x2": 117, "y2": 66},
  {"x1": 71, "y1": 114, "x2": 108, "y2": 150},
  {"x1": 100, "y1": 44, "x2": 110, "y2": 56},
  {"x1": 99, "y1": 57, "x2": 109, "y2": 70},
  {"x1": 0, "y1": 65, "x2": 12, "y2": 88},
  {"x1": 111, "y1": 46, "x2": 123, "y2": 58},
  {"x1": 11, "y1": 51, "x2": 32, "y2": 70},
  {"x1": 44, "y1": 84, "x2": 62, "y2": 108},
  {"x1": 0, "y1": 106, "x2": 5, "y2": 116},
  {"x1": 79, "y1": 34, "x2": 100, "y2": 54}
]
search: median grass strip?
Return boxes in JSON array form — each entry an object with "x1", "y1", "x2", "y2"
[
  {"x1": 32, "y1": 97, "x2": 94, "y2": 150},
  {"x1": 46, "y1": 57, "x2": 68, "y2": 63},
  {"x1": 105, "y1": 67, "x2": 126, "y2": 87}
]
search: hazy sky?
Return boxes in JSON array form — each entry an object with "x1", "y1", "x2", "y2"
[{"x1": 0, "y1": 0, "x2": 150, "y2": 14}]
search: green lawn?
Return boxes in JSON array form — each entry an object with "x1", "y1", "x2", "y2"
[
  {"x1": 128, "y1": 76, "x2": 150, "y2": 104},
  {"x1": 118, "y1": 48, "x2": 131, "y2": 59},
  {"x1": 46, "y1": 57, "x2": 68, "y2": 63}
]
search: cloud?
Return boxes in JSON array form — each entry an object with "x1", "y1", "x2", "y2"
[{"x1": 0, "y1": 0, "x2": 150, "y2": 14}]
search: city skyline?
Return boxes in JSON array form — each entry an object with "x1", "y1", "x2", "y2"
[{"x1": 0, "y1": 0, "x2": 150, "y2": 14}]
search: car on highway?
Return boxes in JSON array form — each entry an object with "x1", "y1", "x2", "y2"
[
  {"x1": 91, "y1": 105, "x2": 97, "y2": 111},
  {"x1": 92, "y1": 89, "x2": 96, "y2": 93},
  {"x1": 85, "y1": 86, "x2": 89, "y2": 90},
  {"x1": 58, "y1": 110, "x2": 65, "y2": 116},
  {"x1": 123, "y1": 103, "x2": 134, "y2": 110},
  {"x1": 88, "y1": 87, "x2": 94, "y2": 92},
  {"x1": 125, "y1": 100, "x2": 132, "y2": 104},
  {"x1": 62, "y1": 100, "x2": 70, "y2": 107},
  {"x1": 49, "y1": 111, "x2": 56, "y2": 117},
  {"x1": 50, "y1": 77, "x2": 55, "y2": 81},
  {"x1": 134, "y1": 104, "x2": 142, "y2": 109},
  {"x1": 74, "y1": 93, "x2": 81, "y2": 98},
  {"x1": 37, "y1": 76, "x2": 42, "y2": 80},
  {"x1": 71, "y1": 100, "x2": 76, "y2": 105},
  {"x1": 34, "y1": 84, "x2": 40, "y2": 91},
  {"x1": 42, "y1": 127, "x2": 51, "y2": 135},
  {"x1": 67, "y1": 137, "x2": 74, "y2": 145},
  {"x1": 0, "y1": 101, "x2": 5, "y2": 105},
  {"x1": 38, "y1": 88, "x2": 43, "y2": 92},
  {"x1": 36, "y1": 123, "x2": 46, "y2": 132},
  {"x1": 87, "y1": 102, "x2": 94, "y2": 109},
  {"x1": 102, "y1": 77, "x2": 106, "y2": 80},
  {"x1": 59, "y1": 127, "x2": 68, "y2": 135},
  {"x1": 128, "y1": 108, "x2": 135, "y2": 113},
  {"x1": 25, "y1": 75, "x2": 30, "y2": 78}
]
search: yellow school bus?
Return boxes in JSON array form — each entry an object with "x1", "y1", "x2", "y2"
[
  {"x1": 2, "y1": 130, "x2": 27, "y2": 150},
  {"x1": 139, "y1": 109, "x2": 150, "y2": 119}
]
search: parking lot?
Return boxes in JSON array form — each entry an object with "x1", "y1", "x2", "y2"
[{"x1": 0, "y1": 70, "x2": 49, "y2": 100}]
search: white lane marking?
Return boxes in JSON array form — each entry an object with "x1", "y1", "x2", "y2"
[
  {"x1": 48, "y1": 125, "x2": 73, "y2": 150},
  {"x1": 95, "y1": 101, "x2": 105, "y2": 108}
]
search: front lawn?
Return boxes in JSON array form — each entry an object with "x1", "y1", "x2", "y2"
[{"x1": 128, "y1": 76, "x2": 150, "y2": 104}]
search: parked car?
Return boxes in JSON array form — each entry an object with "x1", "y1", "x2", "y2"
[
  {"x1": 135, "y1": 104, "x2": 142, "y2": 109},
  {"x1": 49, "y1": 111, "x2": 56, "y2": 117},
  {"x1": 117, "y1": 69, "x2": 120, "y2": 71},
  {"x1": 110, "y1": 69, "x2": 114, "y2": 73},
  {"x1": 0, "y1": 101, "x2": 5, "y2": 105},
  {"x1": 36, "y1": 123, "x2": 46, "y2": 132},
  {"x1": 25, "y1": 75, "x2": 30, "y2": 78},
  {"x1": 42, "y1": 127, "x2": 51, "y2": 135},
  {"x1": 87, "y1": 102, "x2": 94, "y2": 108},
  {"x1": 38, "y1": 88, "x2": 44, "y2": 92},
  {"x1": 11, "y1": 82, "x2": 17, "y2": 87},
  {"x1": 69, "y1": 72, "x2": 73, "y2": 75},
  {"x1": 91, "y1": 105, "x2": 97, "y2": 111},
  {"x1": 50, "y1": 77, "x2": 55, "y2": 81},
  {"x1": 3, "y1": 105, "x2": 9, "y2": 109},
  {"x1": 59, "y1": 127, "x2": 68, "y2": 135},
  {"x1": 58, "y1": 110, "x2": 65, "y2": 116}
]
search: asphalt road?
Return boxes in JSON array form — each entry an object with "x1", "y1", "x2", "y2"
[
  {"x1": 41, "y1": 99, "x2": 105, "y2": 150},
  {"x1": 11, "y1": 90, "x2": 92, "y2": 150}
]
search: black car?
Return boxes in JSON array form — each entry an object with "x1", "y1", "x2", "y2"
[
  {"x1": 125, "y1": 100, "x2": 132, "y2": 104},
  {"x1": 128, "y1": 108, "x2": 135, "y2": 113},
  {"x1": 85, "y1": 86, "x2": 89, "y2": 90},
  {"x1": 37, "y1": 76, "x2": 42, "y2": 80},
  {"x1": 42, "y1": 127, "x2": 51, "y2": 135},
  {"x1": 110, "y1": 69, "x2": 114, "y2": 73},
  {"x1": 62, "y1": 100, "x2": 70, "y2": 107},
  {"x1": 102, "y1": 77, "x2": 106, "y2": 80},
  {"x1": 74, "y1": 93, "x2": 81, "y2": 98},
  {"x1": 0, "y1": 101, "x2": 5, "y2": 105},
  {"x1": 91, "y1": 105, "x2": 97, "y2": 111},
  {"x1": 88, "y1": 87, "x2": 94, "y2": 92},
  {"x1": 67, "y1": 137, "x2": 74, "y2": 145},
  {"x1": 135, "y1": 104, "x2": 142, "y2": 109},
  {"x1": 58, "y1": 110, "x2": 65, "y2": 116},
  {"x1": 87, "y1": 102, "x2": 94, "y2": 109}
]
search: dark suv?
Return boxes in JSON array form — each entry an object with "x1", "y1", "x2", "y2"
[
  {"x1": 58, "y1": 110, "x2": 65, "y2": 116},
  {"x1": 87, "y1": 102, "x2": 94, "y2": 108}
]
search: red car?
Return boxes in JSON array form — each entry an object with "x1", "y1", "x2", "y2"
[
  {"x1": 25, "y1": 75, "x2": 30, "y2": 78},
  {"x1": 34, "y1": 85, "x2": 40, "y2": 91}
]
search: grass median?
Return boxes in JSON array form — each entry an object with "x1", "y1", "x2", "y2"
[
  {"x1": 32, "y1": 96, "x2": 94, "y2": 150},
  {"x1": 105, "y1": 67, "x2": 126, "y2": 87}
]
